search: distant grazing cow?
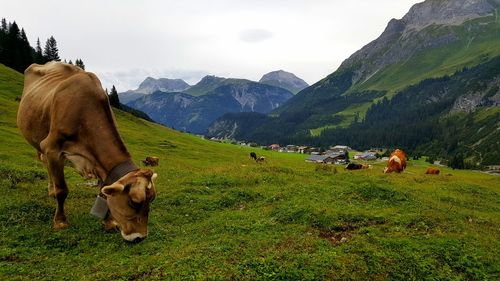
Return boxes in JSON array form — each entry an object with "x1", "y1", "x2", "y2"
[
  {"x1": 345, "y1": 163, "x2": 372, "y2": 170},
  {"x1": 345, "y1": 163, "x2": 363, "y2": 170},
  {"x1": 250, "y1": 152, "x2": 257, "y2": 161},
  {"x1": 17, "y1": 62, "x2": 157, "y2": 242},
  {"x1": 425, "y1": 167, "x2": 440, "y2": 175},
  {"x1": 384, "y1": 149, "x2": 407, "y2": 173},
  {"x1": 142, "y1": 156, "x2": 159, "y2": 166},
  {"x1": 256, "y1": 156, "x2": 266, "y2": 163}
]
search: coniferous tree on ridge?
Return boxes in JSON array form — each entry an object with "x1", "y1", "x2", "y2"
[
  {"x1": 109, "y1": 85, "x2": 121, "y2": 109},
  {"x1": 43, "y1": 36, "x2": 60, "y2": 62}
]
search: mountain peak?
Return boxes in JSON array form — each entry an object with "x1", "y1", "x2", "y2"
[
  {"x1": 402, "y1": 0, "x2": 497, "y2": 32},
  {"x1": 259, "y1": 70, "x2": 309, "y2": 94},
  {"x1": 137, "y1": 77, "x2": 190, "y2": 91},
  {"x1": 198, "y1": 75, "x2": 227, "y2": 85}
]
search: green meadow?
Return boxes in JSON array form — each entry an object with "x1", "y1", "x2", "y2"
[{"x1": 1, "y1": 64, "x2": 499, "y2": 280}]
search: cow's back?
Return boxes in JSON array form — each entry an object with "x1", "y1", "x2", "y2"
[{"x1": 17, "y1": 62, "x2": 110, "y2": 150}]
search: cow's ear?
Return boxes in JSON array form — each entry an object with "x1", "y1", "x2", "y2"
[{"x1": 102, "y1": 183, "x2": 124, "y2": 196}]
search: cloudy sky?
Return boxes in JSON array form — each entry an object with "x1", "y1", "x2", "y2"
[{"x1": 4, "y1": 0, "x2": 419, "y2": 91}]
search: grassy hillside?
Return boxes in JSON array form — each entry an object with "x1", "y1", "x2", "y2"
[{"x1": 1, "y1": 64, "x2": 499, "y2": 280}]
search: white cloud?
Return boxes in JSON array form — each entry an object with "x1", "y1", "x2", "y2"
[{"x1": 239, "y1": 29, "x2": 274, "y2": 43}]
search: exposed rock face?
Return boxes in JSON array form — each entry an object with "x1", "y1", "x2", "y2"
[
  {"x1": 118, "y1": 77, "x2": 190, "y2": 103},
  {"x1": 126, "y1": 82, "x2": 292, "y2": 134},
  {"x1": 259, "y1": 70, "x2": 309, "y2": 94},
  {"x1": 340, "y1": 0, "x2": 498, "y2": 85},
  {"x1": 450, "y1": 77, "x2": 500, "y2": 113}
]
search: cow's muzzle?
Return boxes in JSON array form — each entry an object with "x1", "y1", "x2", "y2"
[{"x1": 121, "y1": 231, "x2": 147, "y2": 243}]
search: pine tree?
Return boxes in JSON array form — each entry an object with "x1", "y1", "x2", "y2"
[
  {"x1": 0, "y1": 18, "x2": 6, "y2": 32},
  {"x1": 75, "y1": 58, "x2": 85, "y2": 70},
  {"x1": 4, "y1": 21, "x2": 30, "y2": 71},
  {"x1": 34, "y1": 37, "x2": 46, "y2": 64},
  {"x1": 108, "y1": 85, "x2": 120, "y2": 109},
  {"x1": 43, "y1": 36, "x2": 60, "y2": 61}
]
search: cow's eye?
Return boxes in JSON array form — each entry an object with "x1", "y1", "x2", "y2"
[{"x1": 128, "y1": 199, "x2": 142, "y2": 210}]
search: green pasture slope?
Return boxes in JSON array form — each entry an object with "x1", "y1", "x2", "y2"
[{"x1": 1, "y1": 63, "x2": 499, "y2": 280}]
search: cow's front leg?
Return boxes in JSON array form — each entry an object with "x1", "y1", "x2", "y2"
[
  {"x1": 37, "y1": 151, "x2": 56, "y2": 198},
  {"x1": 47, "y1": 174, "x2": 56, "y2": 198},
  {"x1": 42, "y1": 140, "x2": 69, "y2": 229}
]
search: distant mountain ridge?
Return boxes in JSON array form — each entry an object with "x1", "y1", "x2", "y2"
[
  {"x1": 127, "y1": 80, "x2": 293, "y2": 134},
  {"x1": 184, "y1": 75, "x2": 250, "y2": 96},
  {"x1": 259, "y1": 70, "x2": 309, "y2": 94},
  {"x1": 122, "y1": 71, "x2": 307, "y2": 133},
  {"x1": 119, "y1": 77, "x2": 190, "y2": 103}
]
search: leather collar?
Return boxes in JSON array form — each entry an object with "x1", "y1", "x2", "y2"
[{"x1": 102, "y1": 159, "x2": 139, "y2": 186}]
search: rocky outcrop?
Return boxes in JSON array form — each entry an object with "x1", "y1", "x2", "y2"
[{"x1": 450, "y1": 77, "x2": 500, "y2": 113}]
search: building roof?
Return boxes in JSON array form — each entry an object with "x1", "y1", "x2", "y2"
[
  {"x1": 356, "y1": 152, "x2": 377, "y2": 159},
  {"x1": 305, "y1": 155, "x2": 330, "y2": 162},
  {"x1": 324, "y1": 151, "x2": 346, "y2": 158}
]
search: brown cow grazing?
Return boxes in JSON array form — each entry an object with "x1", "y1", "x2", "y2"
[
  {"x1": 383, "y1": 149, "x2": 407, "y2": 173},
  {"x1": 256, "y1": 156, "x2": 266, "y2": 163},
  {"x1": 425, "y1": 167, "x2": 440, "y2": 175},
  {"x1": 142, "y1": 156, "x2": 159, "y2": 166},
  {"x1": 17, "y1": 62, "x2": 157, "y2": 242}
]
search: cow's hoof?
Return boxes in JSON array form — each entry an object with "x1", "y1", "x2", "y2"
[{"x1": 53, "y1": 221, "x2": 69, "y2": 230}]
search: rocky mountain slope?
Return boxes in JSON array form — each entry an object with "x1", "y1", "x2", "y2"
[
  {"x1": 259, "y1": 70, "x2": 309, "y2": 94},
  {"x1": 183, "y1": 75, "x2": 245, "y2": 96},
  {"x1": 119, "y1": 77, "x2": 190, "y2": 103},
  {"x1": 339, "y1": 0, "x2": 499, "y2": 88}
]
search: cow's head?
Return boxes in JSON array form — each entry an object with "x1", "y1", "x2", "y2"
[{"x1": 101, "y1": 169, "x2": 157, "y2": 242}]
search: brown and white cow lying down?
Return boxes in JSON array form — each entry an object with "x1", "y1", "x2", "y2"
[
  {"x1": 17, "y1": 62, "x2": 157, "y2": 242},
  {"x1": 384, "y1": 149, "x2": 407, "y2": 173},
  {"x1": 425, "y1": 167, "x2": 440, "y2": 174}
]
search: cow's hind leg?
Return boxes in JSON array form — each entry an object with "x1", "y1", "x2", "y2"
[{"x1": 41, "y1": 137, "x2": 69, "y2": 229}]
